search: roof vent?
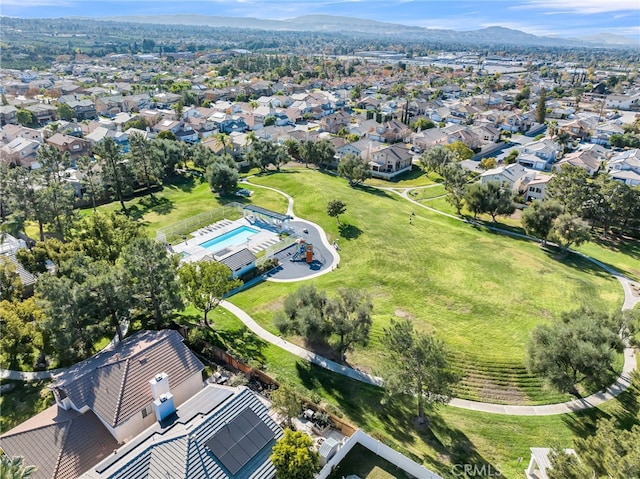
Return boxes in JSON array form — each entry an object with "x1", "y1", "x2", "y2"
[
  {"x1": 160, "y1": 394, "x2": 168, "y2": 403},
  {"x1": 155, "y1": 374, "x2": 163, "y2": 382}
]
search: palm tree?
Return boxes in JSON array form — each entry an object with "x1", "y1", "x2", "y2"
[{"x1": 0, "y1": 455, "x2": 38, "y2": 479}]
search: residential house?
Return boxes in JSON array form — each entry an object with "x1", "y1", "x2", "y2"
[
  {"x1": 0, "y1": 329, "x2": 204, "y2": 478},
  {"x1": 410, "y1": 128, "x2": 448, "y2": 149},
  {"x1": 175, "y1": 127, "x2": 199, "y2": 143},
  {"x1": 319, "y1": 111, "x2": 352, "y2": 134},
  {"x1": 523, "y1": 174, "x2": 553, "y2": 202},
  {"x1": 0, "y1": 234, "x2": 36, "y2": 297},
  {"x1": 1, "y1": 137, "x2": 40, "y2": 167},
  {"x1": 480, "y1": 163, "x2": 529, "y2": 190},
  {"x1": 25, "y1": 103, "x2": 57, "y2": 125},
  {"x1": 80, "y1": 386, "x2": 281, "y2": 479},
  {"x1": 0, "y1": 105, "x2": 17, "y2": 126},
  {"x1": 94, "y1": 95, "x2": 126, "y2": 117},
  {"x1": 1, "y1": 124, "x2": 44, "y2": 143},
  {"x1": 336, "y1": 138, "x2": 374, "y2": 159},
  {"x1": 45, "y1": 133, "x2": 92, "y2": 161},
  {"x1": 152, "y1": 92, "x2": 181, "y2": 109},
  {"x1": 604, "y1": 91, "x2": 640, "y2": 110},
  {"x1": 591, "y1": 122, "x2": 624, "y2": 146},
  {"x1": 607, "y1": 148, "x2": 640, "y2": 187},
  {"x1": 517, "y1": 139, "x2": 558, "y2": 171},
  {"x1": 65, "y1": 98, "x2": 98, "y2": 121},
  {"x1": 152, "y1": 119, "x2": 183, "y2": 135},
  {"x1": 365, "y1": 143, "x2": 413, "y2": 179},
  {"x1": 185, "y1": 116, "x2": 217, "y2": 138},
  {"x1": 555, "y1": 148, "x2": 604, "y2": 176},
  {"x1": 558, "y1": 119, "x2": 591, "y2": 141}
]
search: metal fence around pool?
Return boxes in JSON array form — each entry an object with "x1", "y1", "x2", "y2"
[{"x1": 155, "y1": 203, "x2": 244, "y2": 244}]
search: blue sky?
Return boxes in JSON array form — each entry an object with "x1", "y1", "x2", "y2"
[{"x1": 1, "y1": 0, "x2": 639, "y2": 40}]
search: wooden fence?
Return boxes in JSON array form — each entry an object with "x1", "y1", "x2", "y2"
[{"x1": 205, "y1": 344, "x2": 356, "y2": 437}]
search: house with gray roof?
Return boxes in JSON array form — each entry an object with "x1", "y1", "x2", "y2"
[
  {"x1": 1, "y1": 330, "x2": 205, "y2": 478},
  {"x1": 50, "y1": 329, "x2": 205, "y2": 443},
  {"x1": 81, "y1": 386, "x2": 282, "y2": 479}
]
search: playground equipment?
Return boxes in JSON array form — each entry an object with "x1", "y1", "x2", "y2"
[{"x1": 291, "y1": 239, "x2": 314, "y2": 263}]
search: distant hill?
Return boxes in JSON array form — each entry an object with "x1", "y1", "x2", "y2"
[
  {"x1": 96, "y1": 14, "x2": 635, "y2": 48},
  {"x1": 575, "y1": 32, "x2": 640, "y2": 46}
]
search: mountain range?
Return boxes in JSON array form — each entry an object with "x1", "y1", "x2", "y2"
[{"x1": 96, "y1": 14, "x2": 638, "y2": 48}]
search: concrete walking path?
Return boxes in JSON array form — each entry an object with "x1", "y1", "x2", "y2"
[
  {"x1": 220, "y1": 300, "x2": 382, "y2": 387},
  {"x1": 4, "y1": 177, "x2": 637, "y2": 418},
  {"x1": 222, "y1": 180, "x2": 639, "y2": 416}
]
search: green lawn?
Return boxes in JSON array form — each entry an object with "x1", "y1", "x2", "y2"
[
  {"x1": 0, "y1": 380, "x2": 54, "y2": 434},
  {"x1": 329, "y1": 443, "x2": 412, "y2": 479},
  {"x1": 197, "y1": 307, "x2": 640, "y2": 479},
  {"x1": 231, "y1": 170, "x2": 621, "y2": 404},
  {"x1": 80, "y1": 173, "x2": 289, "y2": 238}
]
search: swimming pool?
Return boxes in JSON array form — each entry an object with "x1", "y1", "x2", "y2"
[{"x1": 199, "y1": 226, "x2": 259, "y2": 252}]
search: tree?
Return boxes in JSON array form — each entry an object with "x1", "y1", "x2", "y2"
[
  {"x1": 270, "y1": 429, "x2": 320, "y2": 479},
  {"x1": 56, "y1": 102, "x2": 75, "y2": 121},
  {"x1": 0, "y1": 455, "x2": 38, "y2": 479},
  {"x1": 419, "y1": 146, "x2": 455, "y2": 175},
  {"x1": 269, "y1": 385, "x2": 301, "y2": 429},
  {"x1": 441, "y1": 162, "x2": 468, "y2": 215},
  {"x1": 549, "y1": 419, "x2": 640, "y2": 479},
  {"x1": 527, "y1": 308, "x2": 623, "y2": 395},
  {"x1": 156, "y1": 130, "x2": 176, "y2": 141},
  {"x1": 128, "y1": 132, "x2": 164, "y2": 197},
  {"x1": 84, "y1": 260, "x2": 132, "y2": 342},
  {"x1": 75, "y1": 156, "x2": 104, "y2": 211},
  {"x1": 484, "y1": 181, "x2": 515, "y2": 222},
  {"x1": 274, "y1": 285, "x2": 331, "y2": 344},
  {"x1": 0, "y1": 257, "x2": 23, "y2": 302},
  {"x1": 35, "y1": 145, "x2": 75, "y2": 240},
  {"x1": 464, "y1": 183, "x2": 488, "y2": 220},
  {"x1": 0, "y1": 298, "x2": 43, "y2": 368},
  {"x1": 337, "y1": 153, "x2": 370, "y2": 187},
  {"x1": 206, "y1": 157, "x2": 239, "y2": 195},
  {"x1": 479, "y1": 157, "x2": 497, "y2": 170},
  {"x1": 120, "y1": 238, "x2": 183, "y2": 329},
  {"x1": 521, "y1": 200, "x2": 563, "y2": 246},
  {"x1": 36, "y1": 256, "x2": 109, "y2": 366},
  {"x1": 95, "y1": 137, "x2": 131, "y2": 214},
  {"x1": 504, "y1": 149, "x2": 519, "y2": 165},
  {"x1": 535, "y1": 88, "x2": 547, "y2": 124},
  {"x1": 381, "y1": 318, "x2": 459, "y2": 424},
  {"x1": 444, "y1": 140, "x2": 474, "y2": 161},
  {"x1": 410, "y1": 117, "x2": 435, "y2": 131},
  {"x1": 546, "y1": 165, "x2": 590, "y2": 216},
  {"x1": 70, "y1": 211, "x2": 142, "y2": 263},
  {"x1": 326, "y1": 199, "x2": 347, "y2": 225},
  {"x1": 550, "y1": 214, "x2": 590, "y2": 252},
  {"x1": 246, "y1": 140, "x2": 288, "y2": 172},
  {"x1": 314, "y1": 139, "x2": 336, "y2": 169},
  {"x1": 325, "y1": 288, "x2": 373, "y2": 361},
  {"x1": 16, "y1": 109, "x2": 34, "y2": 127},
  {"x1": 178, "y1": 260, "x2": 241, "y2": 327}
]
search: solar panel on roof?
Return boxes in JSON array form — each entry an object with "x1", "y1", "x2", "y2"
[{"x1": 206, "y1": 408, "x2": 275, "y2": 475}]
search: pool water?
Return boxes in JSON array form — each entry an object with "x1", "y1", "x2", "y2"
[{"x1": 199, "y1": 226, "x2": 259, "y2": 251}]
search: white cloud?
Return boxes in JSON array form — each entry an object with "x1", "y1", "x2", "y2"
[{"x1": 513, "y1": 0, "x2": 639, "y2": 14}]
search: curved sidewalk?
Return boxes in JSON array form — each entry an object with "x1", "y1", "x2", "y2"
[{"x1": 223, "y1": 180, "x2": 639, "y2": 416}]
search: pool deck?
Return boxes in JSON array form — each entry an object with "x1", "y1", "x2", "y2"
[{"x1": 172, "y1": 218, "x2": 280, "y2": 262}]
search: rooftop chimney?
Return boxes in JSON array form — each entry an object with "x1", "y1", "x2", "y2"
[
  {"x1": 149, "y1": 372, "x2": 170, "y2": 400},
  {"x1": 153, "y1": 392, "x2": 175, "y2": 422}
]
